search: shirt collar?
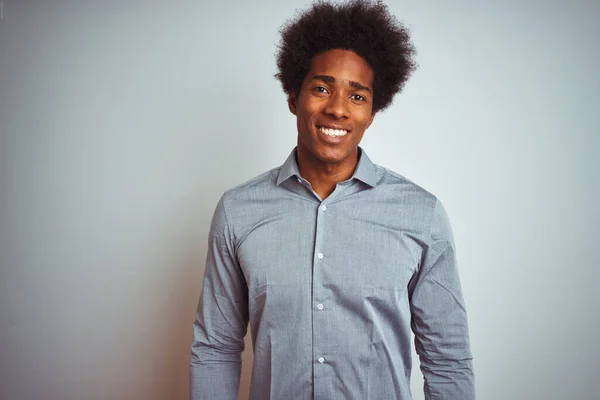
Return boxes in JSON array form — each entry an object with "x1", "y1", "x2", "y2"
[{"x1": 276, "y1": 147, "x2": 377, "y2": 187}]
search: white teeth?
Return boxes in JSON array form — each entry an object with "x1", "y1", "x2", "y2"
[{"x1": 319, "y1": 127, "x2": 348, "y2": 137}]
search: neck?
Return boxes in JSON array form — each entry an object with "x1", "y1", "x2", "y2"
[{"x1": 296, "y1": 148, "x2": 359, "y2": 200}]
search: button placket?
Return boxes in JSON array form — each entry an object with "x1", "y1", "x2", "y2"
[{"x1": 313, "y1": 199, "x2": 330, "y2": 381}]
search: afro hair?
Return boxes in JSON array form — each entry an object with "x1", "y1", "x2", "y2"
[{"x1": 275, "y1": 0, "x2": 417, "y2": 113}]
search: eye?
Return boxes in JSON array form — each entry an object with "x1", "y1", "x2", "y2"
[
  {"x1": 313, "y1": 86, "x2": 329, "y2": 95},
  {"x1": 351, "y1": 94, "x2": 366, "y2": 102}
]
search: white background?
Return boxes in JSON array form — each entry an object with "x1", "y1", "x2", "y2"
[{"x1": 1, "y1": 1, "x2": 598, "y2": 399}]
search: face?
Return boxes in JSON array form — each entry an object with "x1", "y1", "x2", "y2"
[{"x1": 288, "y1": 49, "x2": 376, "y2": 169}]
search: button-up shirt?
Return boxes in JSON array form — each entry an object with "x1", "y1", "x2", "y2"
[{"x1": 190, "y1": 148, "x2": 475, "y2": 399}]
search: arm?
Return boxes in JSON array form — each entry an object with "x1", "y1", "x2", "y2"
[
  {"x1": 190, "y1": 197, "x2": 249, "y2": 400},
  {"x1": 409, "y1": 199, "x2": 475, "y2": 399}
]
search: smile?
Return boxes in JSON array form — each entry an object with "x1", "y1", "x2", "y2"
[{"x1": 319, "y1": 126, "x2": 349, "y2": 137}]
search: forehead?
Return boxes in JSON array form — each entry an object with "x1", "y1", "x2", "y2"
[{"x1": 307, "y1": 49, "x2": 374, "y2": 88}]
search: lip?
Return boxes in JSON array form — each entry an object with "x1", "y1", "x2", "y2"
[
  {"x1": 316, "y1": 124, "x2": 350, "y2": 144},
  {"x1": 316, "y1": 124, "x2": 352, "y2": 132}
]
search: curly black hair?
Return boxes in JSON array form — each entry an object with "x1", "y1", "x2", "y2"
[{"x1": 275, "y1": 0, "x2": 416, "y2": 114}]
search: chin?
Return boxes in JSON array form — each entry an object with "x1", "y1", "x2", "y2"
[{"x1": 313, "y1": 148, "x2": 351, "y2": 164}]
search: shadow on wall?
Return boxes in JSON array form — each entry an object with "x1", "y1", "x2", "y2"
[
  {"x1": 170, "y1": 189, "x2": 256, "y2": 400},
  {"x1": 155, "y1": 214, "x2": 213, "y2": 399},
  {"x1": 170, "y1": 97, "x2": 282, "y2": 399}
]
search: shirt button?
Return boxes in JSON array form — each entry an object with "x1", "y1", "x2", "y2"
[
  {"x1": 318, "y1": 357, "x2": 325, "y2": 363},
  {"x1": 317, "y1": 303, "x2": 324, "y2": 310},
  {"x1": 317, "y1": 253, "x2": 324, "y2": 259},
  {"x1": 320, "y1": 205, "x2": 327, "y2": 211}
]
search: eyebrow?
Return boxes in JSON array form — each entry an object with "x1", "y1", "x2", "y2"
[{"x1": 311, "y1": 74, "x2": 372, "y2": 93}]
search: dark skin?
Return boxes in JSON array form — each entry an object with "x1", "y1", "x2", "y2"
[{"x1": 288, "y1": 49, "x2": 376, "y2": 199}]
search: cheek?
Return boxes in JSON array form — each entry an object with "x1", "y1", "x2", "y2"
[
  {"x1": 296, "y1": 111, "x2": 315, "y2": 136},
  {"x1": 299, "y1": 108, "x2": 317, "y2": 127},
  {"x1": 359, "y1": 111, "x2": 374, "y2": 129}
]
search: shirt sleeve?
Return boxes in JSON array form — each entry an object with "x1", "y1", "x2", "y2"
[
  {"x1": 190, "y1": 196, "x2": 249, "y2": 400},
  {"x1": 409, "y1": 199, "x2": 475, "y2": 399}
]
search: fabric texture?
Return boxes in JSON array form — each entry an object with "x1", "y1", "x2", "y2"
[{"x1": 190, "y1": 148, "x2": 475, "y2": 399}]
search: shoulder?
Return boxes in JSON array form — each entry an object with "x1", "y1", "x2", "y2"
[
  {"x1": 371, "y1": 163, "x2": 452, "y2": 240},
  {"x1": 209, "y1": 167, "x2": 280, "y2": 237},
  {"x1": 220, "y1": 167, "x2": 281, "y2": 206},
  {"x1": 372, "y1": 163, "x2": 438, "y2": 209}
]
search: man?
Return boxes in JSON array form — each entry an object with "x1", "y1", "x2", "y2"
[{"x1": 190, "y1": 1, "x2": 475, "y2": 399}]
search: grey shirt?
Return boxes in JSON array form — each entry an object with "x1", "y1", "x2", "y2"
[{"x1": 190, "y1": 148, "x2": 475, "y2": 399}]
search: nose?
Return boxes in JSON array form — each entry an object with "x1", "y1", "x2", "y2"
[{"x1": 324, "y1": 91, "x2": 349, "y2": 119}]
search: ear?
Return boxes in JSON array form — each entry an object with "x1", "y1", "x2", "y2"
[{"x1": 287, "y1": 91, "x2": 298, "y2": 115}]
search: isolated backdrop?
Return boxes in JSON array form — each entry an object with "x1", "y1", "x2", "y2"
[{"x1": 1, "y1": 1, "x2": 598, "y2": 399}]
